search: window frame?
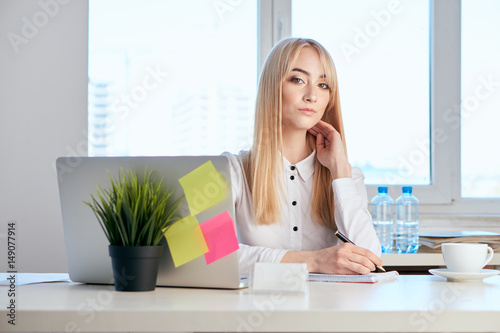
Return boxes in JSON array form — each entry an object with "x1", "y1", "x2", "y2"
[{"x1": 260, "y1": 0, "x2": 500, "y2": 215}]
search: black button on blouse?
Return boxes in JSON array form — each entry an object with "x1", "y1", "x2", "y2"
[{"x1": 293, "y1": 226, "x2": 298, "y2": 231}]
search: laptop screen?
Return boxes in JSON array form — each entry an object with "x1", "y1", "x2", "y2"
[{"x1": 56, "y1": 155, "x2": 244, "y2": 289}]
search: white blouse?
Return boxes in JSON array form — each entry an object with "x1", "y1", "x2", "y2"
[{"x1": 222, "y1": 151, "x2": 381, "y2": 275}]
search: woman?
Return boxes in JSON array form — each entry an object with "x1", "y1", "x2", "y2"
[{"x1": 223, "y1": 37, "x2": 382, "y2": 275}]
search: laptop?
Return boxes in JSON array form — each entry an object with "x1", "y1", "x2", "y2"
[{"x1": 56, "y1": 155, "x2": 247, "y2": 289}]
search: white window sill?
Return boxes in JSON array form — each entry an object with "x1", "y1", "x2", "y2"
[{"x1": 419, "y1": 214, "x2": 500, "y2": 231}]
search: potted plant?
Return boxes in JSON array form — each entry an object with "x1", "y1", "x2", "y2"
[{"x1": 84, "y1": 168, "x2": 180, "y2": 291}]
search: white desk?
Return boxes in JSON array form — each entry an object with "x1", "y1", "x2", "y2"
[{"x1": 2, "y1": 274, "x2": 500, "y2": 333}]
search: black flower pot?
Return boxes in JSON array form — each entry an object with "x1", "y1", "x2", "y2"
[{"x1": 108, "y1": 245, "x2": 163, "y2": 292}]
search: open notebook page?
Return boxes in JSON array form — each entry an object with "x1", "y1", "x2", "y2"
[{"x1": 308, "y1": 270, "x2": 399, "y2": 283}]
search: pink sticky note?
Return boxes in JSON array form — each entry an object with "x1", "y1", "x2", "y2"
[{"x1": 200, "y1": 211, "x2": 240, "y2": 265}]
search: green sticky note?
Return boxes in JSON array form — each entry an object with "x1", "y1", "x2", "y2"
[
  {"x1": 178, "y1": 161, "x2": 228, "y2": 216},
  {"x1": 163, "y1": 215, "x2": 208, "y2": 267}
]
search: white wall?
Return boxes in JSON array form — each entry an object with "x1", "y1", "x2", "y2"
[{"x1": 0, "y1": 0, "x2": 88, "y2": 273}]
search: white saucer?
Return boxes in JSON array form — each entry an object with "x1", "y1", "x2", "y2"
[{"x1": 429, "y1": 269, "x2": 500, "y2": 282}]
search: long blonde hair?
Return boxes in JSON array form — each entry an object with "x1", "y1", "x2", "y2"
[{"x1": 244, "y1": 37, "x2": 346, "y2": 229}]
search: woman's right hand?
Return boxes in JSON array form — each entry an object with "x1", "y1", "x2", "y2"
[{"x1": 309, "y1": 243, "x2": 383, "y2": 275}]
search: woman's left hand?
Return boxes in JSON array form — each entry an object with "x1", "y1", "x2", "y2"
[{"x1": 308, "y1": 120, "x2": 352, "y2": 179}]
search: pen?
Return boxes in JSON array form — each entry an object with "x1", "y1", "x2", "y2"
[{"x1": 334, "y1": 230, "x2": 386, "y2": 273}]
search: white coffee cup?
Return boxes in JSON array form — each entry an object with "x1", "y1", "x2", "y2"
[{"x1": 441, "y1": 243, "x2": 494, "y2": 273}]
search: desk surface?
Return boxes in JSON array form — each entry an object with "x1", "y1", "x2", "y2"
[{"x1": 2, "y1": 274, "x2": 500, "y2": 333}]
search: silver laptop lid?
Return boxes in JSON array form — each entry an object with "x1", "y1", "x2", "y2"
[{"x1": 56, "y1": 155, "x2": 244, "y2": 289}]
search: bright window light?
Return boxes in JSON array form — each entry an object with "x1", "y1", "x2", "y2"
[
  {"x1": 292, "y1": 0, "x2": 430, "y2": 185},
  {"x1": 88, "y1": 0, "x2": 257, "y2": 157},
  {"x1": 461, "y1": 0, "x2": 500, "y2": 198}
]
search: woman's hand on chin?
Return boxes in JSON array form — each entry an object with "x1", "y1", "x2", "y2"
[{"x1": 308, "y1": 120, "x2": 351, "y2": 179}]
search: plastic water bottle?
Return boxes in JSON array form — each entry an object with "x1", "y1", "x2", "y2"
[
  {"x1": 371, "y1": 186, "x2": 394, "y2": 253},
  {"x1": 395, "y1": 186, "x2": 419, "y2": 253}
]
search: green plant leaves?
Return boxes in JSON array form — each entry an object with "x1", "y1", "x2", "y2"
[{"x1": 83, "y1": 168, "x2": 181, "y2": 246}]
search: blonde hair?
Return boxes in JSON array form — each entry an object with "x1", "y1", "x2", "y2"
[{"x1": 244, "y1": 37, "x2": 346, "y2": 229}]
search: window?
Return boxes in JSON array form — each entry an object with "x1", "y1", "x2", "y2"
[
  {"x1": 88, "y1": 0, "x2": 257, "y2": 156},
  {"x1": 291, "y1": 0, "x2": 430, "y2": 185},
  {"x1": 461, "y1": 0, "x2": 500, "y2": 199},
  {"x1": 88, "y1": 0, "x2": 500, "y2": 215}
]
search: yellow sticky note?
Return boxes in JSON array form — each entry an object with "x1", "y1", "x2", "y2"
[
  {"x1": 178, "y1": 161, "x2": 228, "y2": 216},
  {"x1": 163, "y1": 215, "x2": 208, "y2": 267}
]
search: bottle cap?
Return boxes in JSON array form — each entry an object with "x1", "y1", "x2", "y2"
[
  {"x1": 402, "y1": 186, "x2": 412, "y2": 193},
  {"x1": 378, "y1": 186, "x2": 388, "y2": 193}
]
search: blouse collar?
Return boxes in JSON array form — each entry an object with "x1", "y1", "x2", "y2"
[{"x1": 282, "y1": 150, "x2": 316, "y2": 182}]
